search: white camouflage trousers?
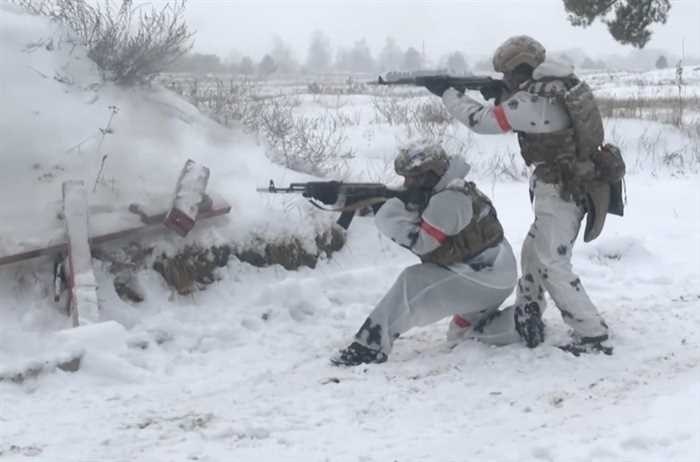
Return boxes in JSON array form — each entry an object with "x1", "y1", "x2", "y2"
[
  {"x1": 508, "y1": 180, "x2": 609, "y2": 339},
  {"x1": 353, "y1": 242, "x2": 520, "y2": 355}
]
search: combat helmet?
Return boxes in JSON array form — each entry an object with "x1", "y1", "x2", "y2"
[
  {"x1": 394, "y1": 141, "x2": 449, "y2": 178},
  {"x1": 492, "y1": 35, "x2": 546, "y2": 73}
]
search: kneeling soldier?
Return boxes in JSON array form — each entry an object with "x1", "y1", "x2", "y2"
[{"x1": 332, "y1": 141, "x2": 520, "y2": 366}]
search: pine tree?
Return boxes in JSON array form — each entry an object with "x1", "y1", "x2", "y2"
[
  {"x1": 239, "y1": 56, "x2": 254, "y2": 75},
  {"x1": 446, "y1": 52, "x2": 469, "y2": 75},
  {"x1": 655, "y1": 55, "x2": 668, "y2": 69},
  {"x1": 258, "y1": 54, "x2": 277, "y2": 76},
  {"x1": 563, "y1": 0, "x2": 671, "y2": 48}
]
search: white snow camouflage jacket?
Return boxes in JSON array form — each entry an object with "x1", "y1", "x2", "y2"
[
  {"x1": 441, "y1": 61, "x2": 573, "y2": 136},
  {"x1": 374, "y1": 156, "x2": 515, "y2": 285}
]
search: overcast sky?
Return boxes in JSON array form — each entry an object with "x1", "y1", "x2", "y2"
[{"x1": 171, "y1": 0, "x2": 699, "y2": 62}]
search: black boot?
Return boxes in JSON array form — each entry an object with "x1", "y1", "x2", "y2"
[
  {"x1": 559, "y1": 335, "x2": 613, "y2": 356},
  {"x1": 515, "y1": 301, "x2": 545, "y2": 348},
  {"x1": 330, "y1": 342, "x2": 387, "y2": 367}
]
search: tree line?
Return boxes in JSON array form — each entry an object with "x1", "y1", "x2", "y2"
[
  {"x1": 169, "y1": 33, "x2": 470, "y2": 76},
  {"x1": 168, "y1": 0, "x2": 682, "y2": 77}
]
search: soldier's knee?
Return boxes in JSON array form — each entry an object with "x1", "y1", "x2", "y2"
[
  {"x1": 532, "y1": 240, "x2": 572, "y2": 268},
  {"x1": 398, "y1": 264, "x2": 424, "y2": 282}
]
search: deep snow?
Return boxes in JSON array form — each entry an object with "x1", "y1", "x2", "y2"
[{"x1": 1, "y1": 5, "x2": 699, "y2": 462}]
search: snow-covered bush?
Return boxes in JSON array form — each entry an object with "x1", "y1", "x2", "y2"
[
  {"x1": 13, "y1": 0, "x2": 193, "y2": 85},
  {"x1": 372, "y1": 96, "x2": 412, "y2": 125},
  {"x1": 252, "y1": 97, "x2": 352, "y2": 176},
  {"x1": 187, "y1": 78, "x2": 259, "y2": 127},
  {"x1": 405, "y1": 100, "x2": 452, "y2": 140}
]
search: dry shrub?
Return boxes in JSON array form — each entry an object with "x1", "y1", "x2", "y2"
[
  {"x1": 235, "y1": 226, "x2": 345, "y2": 271},
  {"x1": 372, "y1": 96, "x2": 412, "y2": 125},
  {"x1": 597, "y1": 95, "x2": 700, "y2": 127},
  {"x1": 306, "y1": 79, "x2": 368, "y2": 95},
  {"x1": 14, "y1": 0, "x2": 193, "y2": 85},
  {"x1": 196, "y1": 78, "x2": 257, "y2": 127},
  {"x1": 251, "y1": 97, "x2": 353, "y2": 176},
  {"x1": 161, "y1": 75, "x2": 352, "y2": 175},
  {"x1": 484, "y1": 150, "x2": 529, "y2": 181},
  {"x1": 153, "y1": 245, "x2": 230, "y2": 295}
]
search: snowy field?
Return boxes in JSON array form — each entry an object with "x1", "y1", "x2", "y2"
[
  {"x1": 1, "y1": 5, "x2": 699, "y2": 462},
  {"x1": 585, "y1": 67, "x2": 700, "y2": 99}
]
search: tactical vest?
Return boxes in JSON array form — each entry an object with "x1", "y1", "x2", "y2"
[
  {"x1": 421, "y1": 181, "x2": 504, "y2": 266},
  {"x1": 515, "y1": 76, "x2": 624, "y2": 242},
  {"x1": 516, "y1": 77, "x2": 603, "y2": 191}
]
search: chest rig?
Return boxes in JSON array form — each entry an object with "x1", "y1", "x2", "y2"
[
  {"x1": 516, "y1": 77, "x2": 604, "y2": 198},
  {"x1": 421, "y1": 181, "x2": 504, "y2": 266}
]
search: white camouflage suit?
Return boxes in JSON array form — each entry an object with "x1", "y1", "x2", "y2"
[
  {"x1": 441, "y1": 61, "x2": 609, "y2": 341},
  {"x1": 352, "y1": 156, "x2": 520, "y2": 356}
]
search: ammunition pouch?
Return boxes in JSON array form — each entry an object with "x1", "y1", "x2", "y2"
[
  {"x1": 518, "y1": 128, "x2": 576, "y2": 166},
  {"x1": 592, "y1": 143, "x2": 626, "y2": 183}
]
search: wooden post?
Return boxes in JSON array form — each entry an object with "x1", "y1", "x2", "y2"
[
  {"x1": 163, "y1": 159, "x2": 210, "y2": 237},
  {"x1": 62, "y1": 181, "x2": 99, "y2": 326}
]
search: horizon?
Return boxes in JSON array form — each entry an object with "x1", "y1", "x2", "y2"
[{"x1": 169, "y1": 0, "x2": 699, "y2": 64}]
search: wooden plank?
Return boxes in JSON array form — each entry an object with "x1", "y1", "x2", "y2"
[
  {"x1": 63, "y1": 181, "x2": 99, "y2": 326},
  {"x1": 164, "y1": 159, "x2": 210, "y2": 237},
  {"x1": 0, "y1": 192, "x2": 231, "y2": 267}
]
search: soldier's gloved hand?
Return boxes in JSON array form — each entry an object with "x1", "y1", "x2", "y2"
[
  {"x1": 401, "y1": 188, "x2": 431, "y2": 211},
  {"x1": 423, "y1": 79, "x2": 451, "y2": 97},
  {"x1": 303, "y1": 181, "x2": 340, "y2": 205},
  {"x1": 479, "y1": 85, "x2": 501, "y2": 101}
]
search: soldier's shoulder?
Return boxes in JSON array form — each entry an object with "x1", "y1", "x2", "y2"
[
  {"x1": 533, "y1": 60, "x2": 575, "y2": 80},
  {"x1": 441, "y1": 179, "x2": 486, "y2": 198}
]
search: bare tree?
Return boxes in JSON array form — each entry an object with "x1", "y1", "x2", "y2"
[
  {"x1": 336, "y1": 39, "x2": 375, "y2": 73},
  {"x1": 378, "y1": 37, "x2": 403, "y2": 72},
  {"x1": 402, "y1": 47, "x2": 423, "y2": 71},
  {"x1": 306, "y1": 30, "x2": 332, "y2": 73},
  {"x1": 270, "y1": 36, "x2": 298, "y2": 74},
  {"x1": 446, "y1": 51, "x2": 469, "y2": 75}
]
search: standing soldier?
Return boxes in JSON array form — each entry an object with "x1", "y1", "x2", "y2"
[
  {"x1": 424, "y1": 35, "x2": 614, "y2": 355},
  {"x1": 330, "y1": 141, "x2": 520, "y2": 366}
]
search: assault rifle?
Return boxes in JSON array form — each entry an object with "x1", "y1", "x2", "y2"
[
  {"x1": 256, "y1": 180, "x2": 430, "y2": 229},
  {"x1": 374, "y1": 70, "x2": 508, "y2": 102}
]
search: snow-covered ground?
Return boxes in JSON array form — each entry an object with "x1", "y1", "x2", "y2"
[
  {"x1": 585, "y1": 66, "x2": 700, "y2": 99},
  {"x1": 1, "y1": 5, "x2": 699, "y2": 462}
]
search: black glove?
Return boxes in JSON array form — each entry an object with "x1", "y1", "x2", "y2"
[
  {"x1": 401, "y1": 188, "x2": 431, "y2": 211},
  {"x1": 303, "y1": 181, "x2": 340, "y2": 205},
  {"x1": 423, "y1": 78, "x2": 451, "y2": 97},
  {"x1": 480, "y1": 84, "x2": 502, "y2": 101}
]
